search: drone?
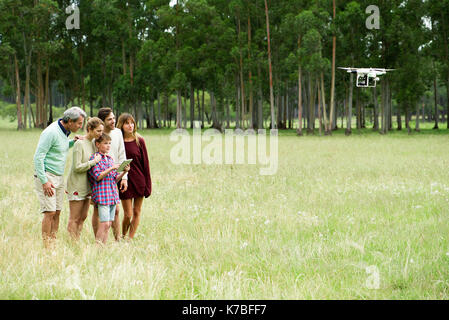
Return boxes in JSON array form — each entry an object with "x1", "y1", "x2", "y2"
[{"x1": 338, "y1": 67, "x2": 395, "y2": 88}]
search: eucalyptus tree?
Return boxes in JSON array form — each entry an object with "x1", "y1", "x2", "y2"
[
  {"x1": 296, "y1": 6, "x2": 329, "y2": 135},
  {"x1": 427, "y1": 0, "x2": 449, "y2": 129},
  {"x1": 336, "y1": 1, "x2": 366, "y2": 135},
  {"x1": 0, "y1": 0, "x2": 24, "y2": 129},
  {"x1": 136, "y1": 0, "x2": 167, "y2": 128},
  {"x1": 0, "y1": 0, "x2": 46, "y2": 128},
  {"x1": 294, "y1": 8, "x2": 316, "y2": 135},
  {"x1": 393, "y1": 0, "x2": 427, "y2": 132},
  {"x1": 89, "y1": 0, "x2": 123, "y2": 109}
]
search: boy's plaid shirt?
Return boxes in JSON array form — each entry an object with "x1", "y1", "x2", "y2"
[{"x1": 88, "y1": 153, "x2": 120, "y2": 205}]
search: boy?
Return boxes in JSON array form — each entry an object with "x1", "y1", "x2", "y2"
[{"x1": 88, "y1": 133, "x2": 129, "y2": 244}]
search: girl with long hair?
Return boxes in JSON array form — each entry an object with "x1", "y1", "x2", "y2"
[{"x1": 116, "y1": 113, "x2": 152, "y2": 239}]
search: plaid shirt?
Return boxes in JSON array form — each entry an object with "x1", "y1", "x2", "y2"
[{"x1": 88, "y1": 153, "x2": 120, "y2": 205}]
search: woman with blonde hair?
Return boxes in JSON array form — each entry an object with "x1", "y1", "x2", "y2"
[
  {"x1": 116, "y1": 113, "x2": 152, "y2": 239},
  {"x1": 66, "y1": 117, "x2": 104, "y2": 240}
]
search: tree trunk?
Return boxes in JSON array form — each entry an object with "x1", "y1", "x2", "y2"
[
  {"x1": 36, "y1": 52, "x2": 43, "y2": 128},
  {"x1": 317, "y1": 79, "x2": 322, "y2": 136},
  {"x1": 190, "y1": 83, "x2": 195, "y2": 129},
  {"x1": 284, "y1": 84, "x2": 288, "y2": 128},
  {"x1": 226, "y1": 97, "x2": 230, "y2": 129},
  {"x1": 308, "y1": 74, "x2": 314, "y2": 134},
  {"x1": 25, "y1": 66, "x2": 33, "y2": 128},
  {"x1": 373, "y1": 86, "x2": 379, "y2": 131},
  {"x1": 197, "y1": 89, "x2": 202, "y2": 128},
  {"x1": 147, "y1": 98, "x2": 152, "y2": 129},
  {"x1": 235, "y1": 77, "x2": 240, "y2": 128},
  {"x1": 183, "y1": 90, "x2": 187, "y2": 129},
  {"x1": 286, "y1": 84, "x2": 290, "y2": 129},
  {"x1": 264, "y1": 0, "x2": 276, "y2": 129},
  {"x1": 415, "y1": 101, "x2": 421, "y2": 132},
  {"x1": 137, "y1": 99, "x2": 143, "y2": 129},
  {"x1": 329, "y1": 0, "x2": 337, "y2": 132},
  {"x1": 14, "y1": 53, "x2": 23, "y2": 130},
  {"x1": 23, "y1": 32, "x2": 32, "y2": 128},
  {"x1": 276, "y1": 90, "x2": 282, "y2": 129},
  {"x1": 176, "y1": 90, "x2": 182, "y2": 129},
  {"x1": 237, "y1": 15, "x2": 245, "y2": 129},
  {"x1": 361, "y1": 104, "x2": 366, "y2": 128},
  {"x1": 44, "y1": 58, "x2": 50, "y2": 127},
  {"x1": 89, "y1": 79, "x2": 94, "y2": 117},
  {"x1": 164, "y1": 92, "x2": 168, "y2": 128},
  {"x1": 122, "y1": 38, "x2": 127, "y2": 76},
  {"x1": 210, "y1": 91, "x2": 220, "y2": 129},
  {"x1": 356, "y1": 89, "x2": 361, "y2": 130},
  {"x1": 387, "y1": 79, "x2": 393, "y2": 130},
  {"x1": 447, "y1": 78, "x2": 449, "y2": 129},
  {"x1": 248, "y1": 14, "x2": 253, "y2": 129},
  {"x1": 346, "y1": 72, "x2": 353, "y2": 136},
  {"x1": 297, "y1": 39, "x2": 303, "y2": 136},
  {"x1": 101, "y1": 54, "x2": 106, "y2": 107},
  {"x1": 78, "y1": 49, "x2": 85, "y2": 112},
  {"x1": 320, "y1": 72, "x2": 329, "y2": 134},
  {"x1": 381, "y1": 79, "x2": 386, "y2": 134},
  {"x1": 257, "y1": 63, "x2": 264, "y2": 130},
  {"x1": 49, "y1": 80, "x2": 53, "y2": 124},
  {"x1": 157, "y1": 92, "x2": 162, "y2": 128},
  {"x1": 201, "y1": 89, "x2": 205, "y2": 127},
  {"x1": 433, "y1": 71, "x2": 439, "y2": 129}
]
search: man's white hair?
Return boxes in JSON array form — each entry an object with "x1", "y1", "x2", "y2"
[{"x1": 62, "y1": 106, "x2": 86, "y2": 123}]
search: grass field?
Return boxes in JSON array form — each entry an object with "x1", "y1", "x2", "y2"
[{"x1": 0, "y1": 117, "x2": 449, "y2": 299}]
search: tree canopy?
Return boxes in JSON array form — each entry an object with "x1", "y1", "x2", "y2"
[{"x1": 0, "y1": 0, "x2": 448, "y2": 134}]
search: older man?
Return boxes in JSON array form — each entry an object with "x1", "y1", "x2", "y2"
[{"x1": 33, "y1": 106, "x2": 86, "y2": 248}]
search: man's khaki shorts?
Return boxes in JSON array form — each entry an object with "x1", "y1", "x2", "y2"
[{"x1": 34, "y1": 172, "x2": 65, "y2": 213}]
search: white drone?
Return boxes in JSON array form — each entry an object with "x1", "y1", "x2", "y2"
[{"x1": 338, "y1": 67, "x2": 395, "y2": 88}]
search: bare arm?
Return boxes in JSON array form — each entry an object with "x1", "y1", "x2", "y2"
[{"x1": 96, "y1": 164, "x2": 119, "y2": 182}]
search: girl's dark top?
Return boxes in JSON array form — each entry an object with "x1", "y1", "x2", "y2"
[{"x1": 119, "y1": 136, "x2": 152, "y2": 199}]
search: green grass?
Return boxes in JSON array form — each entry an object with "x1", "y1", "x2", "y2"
[{"x1": 0, "y1": 118, "x2": 449, "y2": 299}]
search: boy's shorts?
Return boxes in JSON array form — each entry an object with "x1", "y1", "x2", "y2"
[
  {"x1": 34, "y1": 172, "x2": 65, "y2": 213},
  {"x1": 98, "y1": 204, "x2": 116, "y2": 222}
]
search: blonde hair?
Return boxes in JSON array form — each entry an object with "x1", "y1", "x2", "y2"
[
  {"x1": 86, "y1": 117, "x2": 104, "y2": 132},
  {"x1": 117, "y1": 113, "x2": 142, "y2": 146}
]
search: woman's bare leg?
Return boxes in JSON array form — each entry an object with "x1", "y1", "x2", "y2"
[
  {"x1": 77, "y1": 199, "x2": 91, "y2": 237},
  {"x1": 68, "y1": 200, "x2": 89, "y2": 240},
  {"x1": 129, "y1": 197, "x2": 144, "y2": 239},
  {"x1": 121, "y1": 199, "x2": 133, "y2": 238}
]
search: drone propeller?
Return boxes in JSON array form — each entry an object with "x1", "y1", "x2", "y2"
[
  {"x1": 371, "y1": 68, "x2": 395, "y2": 72},
  {"x1": 339, "y1": 67, "x2": 395, "y2": 71},
  {"x1": 338, "y1": 67, "x2": 358, "y2": 73}
]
